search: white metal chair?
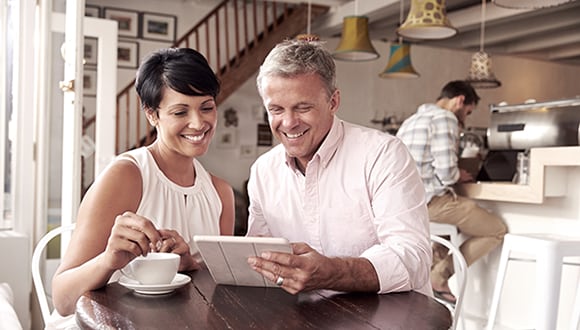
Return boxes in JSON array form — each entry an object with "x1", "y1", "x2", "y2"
[
  {"x1": 486, "y1": 233, "x2": 580, "y2": 330},
  {"x1": 431, "y1": 234, "x2": 468, "y2": 330},
  {"x1": 31, "y1": 224, "x2": 75, "y2": 325}
]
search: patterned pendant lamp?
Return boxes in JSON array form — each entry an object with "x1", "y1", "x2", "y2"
[
  {"x1": 465, "y1": 0, "x2": 501, "y2": 88},
  {"x1": 296, "y1": 1, "x2": 320, "y2": 42},
  {"x1": 397, "y1": 0, "x2": 457, "y2": 40}
]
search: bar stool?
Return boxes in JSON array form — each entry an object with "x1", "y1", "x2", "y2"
[
  {"x1": 429, "y1": 223, "x2": 469, "y2": 272},
  {"x1": 486, "y1": 233, "x2": 580, "y2": 330},
  {"x1": 430, "y1": 223, "x2": 461, "y2": 248},
  {"x1": 430, "y1": 222, "x2": 467, "y2": 330}
]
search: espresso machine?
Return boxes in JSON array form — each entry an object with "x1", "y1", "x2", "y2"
[{"x1": 478, "y1": 97, "x2": 580, "y2": 182}]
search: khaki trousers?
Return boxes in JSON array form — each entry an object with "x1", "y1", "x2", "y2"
[{"x1": 428, "y1": 192, "x2": 508, "y2": 286}]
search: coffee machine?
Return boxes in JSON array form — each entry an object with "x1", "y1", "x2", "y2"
[{"x1": 478, "y1": 97, "x2": 580, "y2": 182}]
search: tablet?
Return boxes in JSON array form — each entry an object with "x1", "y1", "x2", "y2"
[{"x1": 193, "y1": 235, "x2": 292, "y2": 287}]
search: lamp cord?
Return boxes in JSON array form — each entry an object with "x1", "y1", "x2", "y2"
[
  {"x1": 480, "y1": 0, "x2": 486, "y2": 52},
  {"x1": 398, "y1": 0, "x2": 404, "y2": 44},
  {"x1": 307, "y1": 0, "x2": 312, "y2": 34}
]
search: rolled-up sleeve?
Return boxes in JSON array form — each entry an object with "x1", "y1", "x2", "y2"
[{"x1": 362, "y1": 138, "x2": 432, "y2": 296}]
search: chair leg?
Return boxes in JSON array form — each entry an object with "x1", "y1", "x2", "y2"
[
  {"x1": 535, "y1": 251, "x2": 563, "y2": 330},
  {"x1": 571, "y1": 280, "x2": 580, "y2": 330},
  {"x1": 486, "y1": 241, "x2": 511, "y2": 330}
]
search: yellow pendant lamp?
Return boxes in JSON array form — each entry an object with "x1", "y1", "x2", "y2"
[
  {"x1": 397, "y1": 0, "x2": 457, "y2": 40},
  {"x1": 379, "y1": 42, "x2": 419, "y2": 78},
  {"x1": 333, "y1": 16, "x2": 379, "y2": 61},
  {"x1": 332, "y1": 1, "x2": 379, "y2": 62}
]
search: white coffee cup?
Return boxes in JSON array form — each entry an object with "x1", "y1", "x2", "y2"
[{"x1": 121, "y1": 252, "x2": 180, "y2": 285}]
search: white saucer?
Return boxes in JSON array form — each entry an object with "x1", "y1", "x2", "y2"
[{"x1": 118, "y1": 273, "x2": 191, "y2": 295}]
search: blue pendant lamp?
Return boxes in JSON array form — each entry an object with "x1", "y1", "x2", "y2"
[
  {"x1": 379, "y1": 0, "x2": 419, "y2": 78},
  {"x1": 379, "y1": 42, "x2": 419, "y2": 78}
]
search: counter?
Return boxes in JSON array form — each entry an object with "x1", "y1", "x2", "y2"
[
  {"x1": 456, "y1": 146, "x2": 580, "y2": 204},
  {"x1": 455, "y1": 146, "x2": 580, "y2": 329}
]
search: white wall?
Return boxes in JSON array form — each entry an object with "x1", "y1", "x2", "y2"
[{"x1": 55, "y1": 1, "x2": 580, "y2": 196}]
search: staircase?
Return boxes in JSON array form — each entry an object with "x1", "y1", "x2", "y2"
[{"x1": 113, "y1": 0, "x2": 329, "y2": 154}]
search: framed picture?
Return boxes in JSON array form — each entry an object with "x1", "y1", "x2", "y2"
[
  {"x1": 257, "y1": 123, "x2": 273, "y2": 146},
  {"x1": 83, "y1": 70, "x2": 97, "y2": 97},
  {"x1": 117, "y1": 40, "x2": 139, "y2": 69},
  {"x1": 104, "y1": 7, "x2": 139, "y2": 38},
  {"x1": 85, "y1": 5, "x2": 101, "y2": 18},
  {"x1": 84, "y1": 37, "x2": 98, "y2": 67},
  {"x1": 216, "y1": 128, "x2": 237, "y2": 149},
  {"x1": 141, "y1": 12, "x2": 177, "y2": 42}
]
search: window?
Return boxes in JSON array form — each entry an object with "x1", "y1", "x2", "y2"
[{"x1": 0, "y1": 0, "x2": 16, "y2": 230}]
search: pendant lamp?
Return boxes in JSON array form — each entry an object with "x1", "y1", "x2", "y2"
[
  {"x1": 397, "y1": 0, "x2": 457, "y2": 40},
  {"x1": 379, "y1": 42, "x2": 419, "y2": 78},
  {"x1": 296, "y1": 1, "x2": 320, "y2": 42},
  {"x1": 465, "y1": 0, "x2": 501, "y2": 88},
  {"x1": 332, "y1": 1, "x2": 379, "y2": 61},
  {"x1": 380, "y1": 0, "x2": 419, "y2": 79},
  {"x1": 493, "y1": 0, "x2": 573, "y2": 8}
]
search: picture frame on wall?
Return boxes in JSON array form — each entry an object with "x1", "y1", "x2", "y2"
[
  {"x1": 216, "y1": 128, "x2": 237, "y2": 149},
  {"x1": 117, "y1": 40, "x2": 139, "y2": 69},
  {"x1": 104, "y1": 7, "x2": 139, "y2": 38},
  {"x1": 84, "y1": 37, "x2": 98, "y2": 67},
  {"x1": 141, "y1": 12, "x2": 177, "y2": 42},
  {"x1": 83, "y1": 69, "x2": 97, "y2": 97},
  {"x1": 85, "y1": 5, "x2": 101, "y2": 18}
]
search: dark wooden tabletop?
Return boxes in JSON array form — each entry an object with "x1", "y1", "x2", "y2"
[{"x1": 76, "y1": 268, "x2": 451, "y2": 329}]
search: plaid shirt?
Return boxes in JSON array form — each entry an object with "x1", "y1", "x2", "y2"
[{"x1": 396, "y1": 103, "x2": 460, "y2": 203}]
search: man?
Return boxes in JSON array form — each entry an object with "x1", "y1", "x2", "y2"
[
  {"x1": 245, "y1": 39, "x2": 432, "y2": 297},
  {"x1": 396, "y1": 80, "x2": 507, "y2": 303}
]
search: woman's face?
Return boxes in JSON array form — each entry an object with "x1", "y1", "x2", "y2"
[{"x1": 147, "y1": 87, "x2": 217, "y2": 159}]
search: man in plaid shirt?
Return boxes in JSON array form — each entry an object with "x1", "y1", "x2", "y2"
[{"x1": 396, "y1": 80, "x2": 507, "y2": 304}]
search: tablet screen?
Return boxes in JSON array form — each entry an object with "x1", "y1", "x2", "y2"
[{"x1": 193, "y1": 235, "x2": 292, "y2": 287}]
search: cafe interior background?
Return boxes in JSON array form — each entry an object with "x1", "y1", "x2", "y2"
[{"x1": 1, "y1": 0, "x2": 580, "y2": 329}]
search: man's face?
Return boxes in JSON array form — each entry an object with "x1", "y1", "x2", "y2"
[
  {"x1": 456, "y1": 104, "x2": 475, "y2": 127},
  {"x1": 454, "y1": 97, "x2": 476, "y2": 128},
  {"x1": 259, "y1": 73, "x2": 339, "y2": 170}
]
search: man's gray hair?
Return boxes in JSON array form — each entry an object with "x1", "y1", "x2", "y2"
[{"x1": 256, "y1": 39, "x2": 337, "y2": 98}]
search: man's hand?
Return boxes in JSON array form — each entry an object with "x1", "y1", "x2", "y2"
[
  {"x1": 458, "y1": 168, "x2": 475, "y2": 183},
  {"x1": 247, "y1": 242, "x2": 379, "y2": 294}
]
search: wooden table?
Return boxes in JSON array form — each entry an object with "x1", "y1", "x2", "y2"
[{"x1": 76, "y1": 268, "x2": 451, "y2": 329}]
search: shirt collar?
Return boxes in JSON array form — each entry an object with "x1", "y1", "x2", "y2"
[{"x1": 284, "y1": 116, "x2": 342, "y2": 171}]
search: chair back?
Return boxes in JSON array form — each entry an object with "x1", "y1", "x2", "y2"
[
  {"x1": 430, "y1": 234, "x2": 468, "y2": 330},
  {"x1": 31, "y1": 224, "x2": 76, "y2": 324}
]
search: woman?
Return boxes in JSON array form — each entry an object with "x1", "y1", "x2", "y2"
[{"x1": 51, "y1": 48, "x2": 235, "y2": 318}]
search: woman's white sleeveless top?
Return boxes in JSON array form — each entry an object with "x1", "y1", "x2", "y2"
[{"x1": 123, "y1": 147, "x2": 222, "y2": 254}]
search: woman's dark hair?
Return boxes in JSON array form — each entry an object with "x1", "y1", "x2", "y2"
[
  {"x1": 135, "y1": 48, "x2": 220, "y2": 112},
  {"x1": 437, "y1": 80, "x2": 480, "y2": 106}
]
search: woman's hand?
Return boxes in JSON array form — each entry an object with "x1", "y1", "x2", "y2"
[
  {"x1": 103, "y1": 211, "x2": 163, "y2": 271},
  {"x1": 157, "y1": 229, "x2": 202, "y2": 271}
]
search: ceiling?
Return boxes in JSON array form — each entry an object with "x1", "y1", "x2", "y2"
[{"x1": 273, "y1": 0, "x2": 580, "y2": 66}]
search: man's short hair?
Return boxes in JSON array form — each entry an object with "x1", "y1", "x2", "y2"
[{"x1": 437, "y1": 80, "x2": 480, "y2": 105}]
